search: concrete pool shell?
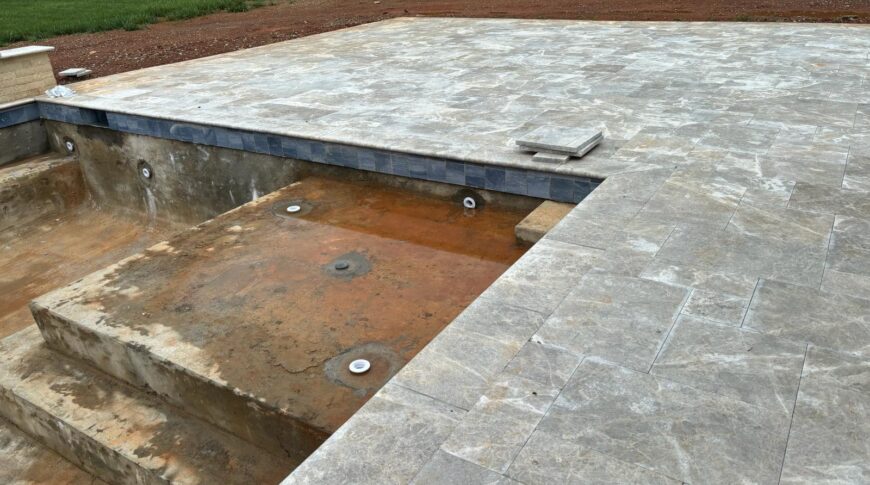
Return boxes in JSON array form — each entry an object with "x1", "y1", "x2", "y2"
[{"x1": 1, "y1": 16, "x2": 869, "y2": 485}]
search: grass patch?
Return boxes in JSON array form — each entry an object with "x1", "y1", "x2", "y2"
[{"x1": 0, "y1": 0, "x2": 261, "y2": 45}]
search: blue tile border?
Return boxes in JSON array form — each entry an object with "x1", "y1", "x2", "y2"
[
  {"x1": 34, "y1": 101, "x2": 601, "y2": 203},
  {"x1": 0, "y1": 102, "x2": 41, "y2": 128}
]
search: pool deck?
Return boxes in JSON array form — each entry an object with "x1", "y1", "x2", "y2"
[{"x1": 42, "y1": 18, "x2": 870, "y2": 484}]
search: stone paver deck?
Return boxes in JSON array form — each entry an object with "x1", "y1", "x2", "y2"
[{"x1": 43, "y1": 18, "x2": 870, "y2": 484}]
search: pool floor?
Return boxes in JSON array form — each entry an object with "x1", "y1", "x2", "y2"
[
  {"x1": 33, "y1": 175, "x2": 532, "y2": 456},
  {"x1": 0, "y1": 203, "x2": 182, "y2": 339}
]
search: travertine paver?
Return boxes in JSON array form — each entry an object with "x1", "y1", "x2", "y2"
[
  {"x1": 651, "y1": 315, "x2": 806, "y2": 413},
  {"x1": 780, "y1": 347, "x2": 870, "y2": 483},
  {"x1": 38, "y1": 17, "x2": 870, "y2": 485},
  {"x1": 537, "y1": 359, "x2": 791, "y2": 484}
]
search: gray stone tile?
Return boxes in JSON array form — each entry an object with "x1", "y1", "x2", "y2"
[
  {"x1": 534, "y1": 273, "x2": 688, "y2": 372},
  {"x1": 694, "y1": 124, "x2": 779, "y2": 155},
  {"x1": 789, "y1": 182, "x2": 870, "y2": 217},
  {"x1": 780, "y1": 378, "x2": 870, "y2": 484},
  {"x1": 393, "y1": 324, "x2": 523, "y2": 410},
  {"x1": 744, "y1": 279, "x2": 870, "y2": 356},
  {"x1": 681, "y1": 288, "x2": 750, "y2": 325},
  {"x1": 531, "y1": 151, "x2": 570, "y2": 164},
  {"x1": 537, "y1": 359, "x2": 791, "y2": 484},
  {"x1": 842, "y1": 151, "x2": 870, "y2": 192},
  {"x1": 479, "y1": 239, "x2": 603, "y2": 315},
  {"x1": 636, "y1": 171, "x2": 745, "y2": 228},
  {"x1": 826, "y1": 215, "x2": 870, "y2": 279},
  {"x1": 503, "y1": 339, "x2": 583, "y2": 388},
  {"x1": 758, "y1": 143, "x2": 848, "y2": 186},
  {"x1": 508, "y1": 430, "x2": 680, "y2": 485},
  {"x1": 651, "y1": 315, "x2": 806, "y2": 412},
  {"x1": 802, "y1": 346, "x2": 870, "y2": 395},
  {"x1": 647, "y1": 205, "x2": 831, "y2": 294},
  {"x1": 516, "y1": 126, "x2": 602, "y2": 154},
  {"x1": 411, "y1": 450, "x2": 508, "y2": 485},
  {"x1": 544, "y1": 198, "x2": 647, "y2": 250},
  {"x1": 285, "y1": 383, "x2": 463, "y2": 485},
  {"x1": 441, "y1": 375, "x2": 558, "y2": 474},
  {"x1": 452, "y1": 297, "x2": 545, "y2": 348},
  {"x1": 821, "y1": 268, "x2": 870, "y2": 301}
]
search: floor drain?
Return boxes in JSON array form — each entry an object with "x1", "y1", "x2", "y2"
[
  {"x1": 323, "y1": 252, "x2": 371, "y2": 279},
  {"x1": 286, "y1": 204, "x2": 302, "y2": 214},
  {"x1": 463, "y1": 196, "x2": 477, "y2": 209},
  {"x1": 348, "y1": 359, "x2": 371, "y2": 374}
]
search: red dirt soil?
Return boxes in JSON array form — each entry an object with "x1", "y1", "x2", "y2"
[{"x1": 10, "y1": 0, "x2": 870, "y2": 81}]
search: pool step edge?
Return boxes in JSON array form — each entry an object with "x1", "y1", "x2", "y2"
[
  {"x1": 30, "y1": 298, "x2": 330, "y2": 463},
  {"x1": 0, "y1": 326, "x2": 295, "y2": 485}
]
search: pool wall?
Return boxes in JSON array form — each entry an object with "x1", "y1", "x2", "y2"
[
  {"x1": 37, "y1": 101, "x2": 601, "y2": 204},
  {"x1": 0, "y1": 102, "x2": 48, "y2": 166}
]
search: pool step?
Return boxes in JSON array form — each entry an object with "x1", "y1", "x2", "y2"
[
  {"x1": 0, "y1": 153, "x2": 86, "y2": 232},
  {"x1": 0, "y1": 415, "x2": 103, "y2": 485},
  {"x1": 0, "y1": 327, "x2": 296, "y2": 485},
  {"x1": 28, "y1": 175, "x2": 519, "y2": 463}
]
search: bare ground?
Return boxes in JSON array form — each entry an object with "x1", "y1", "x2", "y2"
[{"x1": 9, "y1": 0, "x2": 870, "y2": 81}]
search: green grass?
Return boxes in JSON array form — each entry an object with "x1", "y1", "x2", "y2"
[{"x1": 0, "y1": 0, "x2": 260, "y2": 46}]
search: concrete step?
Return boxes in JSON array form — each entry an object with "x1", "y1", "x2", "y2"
[
  {"x1": 0, "y1": 327, "x2": 296, "y2": 485},
  {"x1": 0, "y1": 153, "x2": 86, "y2": 232},
  {"x1": 29, "y1": 176, "x2": 525, "y2": 461},
  {"x1": 0, "y1": 415, "x2": 104, "y2": 485}
]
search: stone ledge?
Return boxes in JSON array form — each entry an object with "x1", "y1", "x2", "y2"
[{"x1": 0, "y1": 45, "x2": 54, "y2": 60}]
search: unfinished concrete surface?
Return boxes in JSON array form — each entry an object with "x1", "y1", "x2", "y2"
[
  {"x1": 0, "y1": 156, "x2": 182, "y2": 338},
  {"x1": 1, "y1": 17, "x2": 867, "y2": 484},
  {"x1": 30, "y1": 175, "x2": 528, "y2": 465}
]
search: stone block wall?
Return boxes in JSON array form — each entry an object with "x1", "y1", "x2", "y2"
[{"x1": 0, "y1": 46, "x2": 55, "y2": 105}]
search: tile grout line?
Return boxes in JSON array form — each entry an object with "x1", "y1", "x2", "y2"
[
  {"x1": 499, "y1": 355, "x2": 586, "y2": 481},
  {"x1": 818, "y1": 214, "x2": 838, "y2": 291},
  {"x1": 646, "y1": 287, "x2": 692, "y2": 374},
  {"x1": 776, "y1": 344, "x2": 809, "y2": 485},
  {"x1": 739, "y1": 278, "x2": 762, "y2": 329}
]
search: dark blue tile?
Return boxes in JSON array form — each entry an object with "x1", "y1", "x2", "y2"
[
  {"x1": 527, "y1": 172, "x2": 551, "y2": 198},
  {"x1": 267, "y1": 135, "x2": 283, "y2": 156},
  {"x1": 428, "y1": 160, "x2": 446, "y2": 182},
  {"x1": 105, "y1": 112, "x2": 126, "y2": 131},
  {"x1": 169, "y1": 123, "x2": 196, "y2": 142},
  {"x1": 225, "y1": 129, "x2": 245, "y2": 150},
  {"x1": 337, "y1": 145, "x2": 359, "y2": 168},
  {"x1": 573, "y1": 178, "x2": 595, "y2": 201},
  {"x1": 550, "y1": 176, "x2": 575, "y2": 202},
  {"x1": 391, "y1": 153, "x2": 410, "y2": 177},
  {"x1": 408, "y1": 156, "x2": 428, "y2": 179},
  {"x1": 1, "y1": 103, "x2": 40, "y2": 127},
  {"x1": 241, "y1": 132, "x2": 269, "y2": 153},
  {"x1": 280, "y1": 137, "x2": 301, "y2": 158},
  {"x1": 465, "y1": 164, "x2": 486, "y2": 189},
  {"x1": 373, "y1": 150, "x2": 392, "y2": 173},
  {"x1": 323, "y1": 144, "x2": 338, "y2": 165},
  {"x1": 309, "y1": 141, "x2": 327, "y2": 163},
  {"x1": 358, "y1": 149, "x2": 377, "y2": 171},
  {"x1": 445, "y1": 161, "x2": 465, "y2": 185},
  {"x1": 485, "y1": 167, "x2": 506, "y2": 191},
  {"x1": 504, "y1": 169, "x2": 527, "y2": 195}
]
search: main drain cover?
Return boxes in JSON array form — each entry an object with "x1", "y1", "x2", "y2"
[{"x1": 323, "y1": 252, "x2": 371, "y2": 279}]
